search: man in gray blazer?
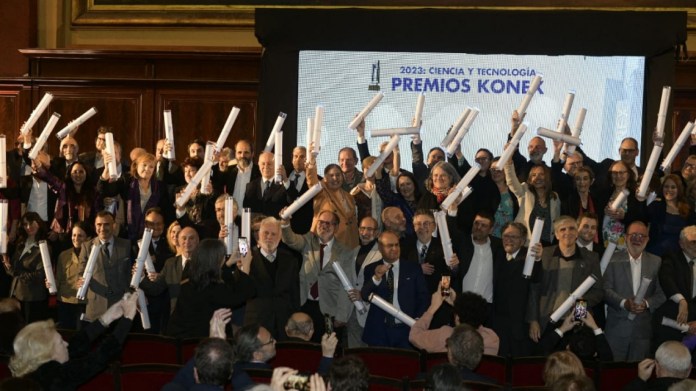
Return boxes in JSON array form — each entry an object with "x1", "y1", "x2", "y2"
[
  {"x1": 281, "y1": 209, "x2": 358, "y2": 343},
  {"x1": 78, "y1": 211, "x2": 133, "y2": 322},
  {"x1": 604, "y1": 221, "x2": 666, "y2": 361}
]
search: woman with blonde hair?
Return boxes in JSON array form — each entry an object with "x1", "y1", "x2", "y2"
[
  {"x1": 543, "y1": 351, "x2": 585, "y2": 387},
  {"x1": 9, "y1": 293, "x2": 138, "y2": 389}
]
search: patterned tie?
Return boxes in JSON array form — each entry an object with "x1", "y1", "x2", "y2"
[
  {"x1": 419, "y1": 245, "x2": 428, "y2": 263},
  {"x1": 386, "y1": 266, "x2": 396, "y2": 326},
  {"x1": 263, "y1": 181, "x2": 271, "y2": 197},
  {"x1": 310, "y1": 244, "x2": 327, "y2": 299}
]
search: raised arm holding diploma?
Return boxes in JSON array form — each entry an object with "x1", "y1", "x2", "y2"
[
  {"x1": 163, "y1": 110, "x2": 175, "y2": 160},
  {"x1": 434, "y1": 211, "x2": 453, "y2": 268},
  {"x1": 413, "y1": 93, "x2": 425, "y2": 128},
  {"x1": 332, "y1": 262, "x2": 367, "y2": 314},
  {"x1": 20, "y1": 92, "x2": 53, "y2": 135},
  {"x1": 369, "y1": 293, "x2": 416, "y2": 327},
  {"x1": 627, "y1": 277, "x2": 652, "y2": 320},
  {"x1": 280, "y1": 183, "x2": 322, "y2": 220},
  {"x1": 264, "y1": 112, "x2": 287, "y2": 152},
  {"x1": 215, "y1": 106, "x2": 240, "y2": 150},
  {"x1": 555, "y1": 91, "x2": 575, "y2": 134},
  {"x1": 655, "y1": 86, "x2": 671, "y2": 139},
  {"x1": 104, "y1": 132, "x2": 118, "y2": 181},
  {"x1": 348, "y1": 92, "x2": 384, "y2": 130},
  {"x1": 497, "y1": 124, "x2": 527, "y2": 168},
  {"x1": 660, "y1": 122, "x2": 695, "y2": 171},
  {"x1": 446, "y1": 108, "x2": 479, "y2": 157},
  {"x1": 517, "y1": 75, "x2": 542, "y2": 116},
  {"x1": 637, "y1": 145, "x2": 662, "y2": 198},
  {"x1": 610, "y1": 189, "x2": 630, "y2": 211},
  {"x1": 40, "y1": 241, "x2": 57, "y2": 295},
  {"x1": 313, "y1": 106, "x2": 324, "y2": 156},
  {"x1": 175, "y1": 160, "x2": 213, "y2": 208},
  {"x1": 29, "y1": 112, "x2": 61, "y2": 160},
  {"x1": 440, "y1": 107, "x2": 471, "y2": 149},
  {"x1": 523, "y1": 219, "x2": 544, "y2": 278},
  {"x1": 56, "y1": 107, "x2": 98, "y2": 140},
  {"x1": 366, "y1": 135, "x2": 400, "y2": 178},
  {"x1": 200, "y1": 143, "x2": 215, "y2": 195},
  {"x1": 130, "y1": 228, "x2": 153, "y2": 288},
  {"x1": 224, "y1": 196, "x2": 235, "y2": 255},
  {"x1": 549, "y1": 275, "x2": 597, "y2": 323},
  {"x1": 274, "y1": 131, "x2": 284, "y2": 183},
  {"x1": 306, "y1": 117, "x2": 314, "y2": 149}
]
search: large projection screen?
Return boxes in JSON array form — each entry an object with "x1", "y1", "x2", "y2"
[{"x1": 297, "y1": 51, "x2": 645, "y2": 170}]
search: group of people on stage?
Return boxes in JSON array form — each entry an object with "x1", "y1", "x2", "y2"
[{"x1": 3, "y1": 107, "x2": 696, "y2": 389}]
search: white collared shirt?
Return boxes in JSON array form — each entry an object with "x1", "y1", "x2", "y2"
[
  {"x1": 289, "y1": 171, "x2": 306, "y2": 192},
  {"x1": 260, "y1": 248, "x2": 278, "y2": 262},
  {"x1": 576, "y1": 240, "x2": 594, "y2": 252},
  {"x1": 373, "y1": 260, "x2": 401, "y2": 318},
  {"x1": 629, "y1": 253, "x2": 642, "y2": 295},
  {"x1": 232, "y1": 163, "x2": 254, "y2": 210},
  {"x1": 27, "y1": 177, "x2": 48, "y2": 221},
  {"x1": 462, "y1": 236, "x2": 494, "y2": 303}
]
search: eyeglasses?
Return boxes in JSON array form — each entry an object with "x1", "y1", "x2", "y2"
[
  {"x1": 475, "y1": 156, "x2": 491, "y2": 162},
  {"x1": 628, "y1": 233, "x2": 647, "y2": 240},
  {"x1": 261, "y1": 337, "x2": 275, "y2": 346}
]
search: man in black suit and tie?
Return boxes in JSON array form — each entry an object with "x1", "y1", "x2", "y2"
[
  {"x1": 654, "y1": 225, "x2": 696, "y2": 349},
  {"x1": 361, "y1": 231, "x2": 430, "y2": 348},
  {"x1": 243, "y1": 151, "x2": 288, "y2": 219},
  {"x1": 78, "y1": 211, "x2": 133, "y2": 322},
  {"x1": 286, "y1": 146, "x2": 312, "y2": 234},
  {"x1": 492, "y1": 222, "x2": 542, "y2": 358}
]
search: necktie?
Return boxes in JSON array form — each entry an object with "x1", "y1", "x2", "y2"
[
  {"x1": 386, "y1": 267, "x2": 396, "y2": 326},
  {"x1": 102, "y1": 242, "x2": 111, "y2": 259},
  {"x1": 263, "y1": 181, "x2": 271, "y2": 197},
  {"x1": 310, "y1": 244, "x2": 327, "y2": 299},
  {"x1": 419, "y1": 245, "x2": 428, "y2": 263},
  {"x1": 267, "y1": 253, "x2": 275, "y2": 262},
  {"x1": 290, "y1": 174, "x2": 298, "y2": 190},
  {"x1": 506, "y1": 253, "x2": 514, "y2": 261}
]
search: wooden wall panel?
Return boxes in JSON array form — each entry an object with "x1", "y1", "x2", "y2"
[
  {"x1": 157, "y1": 88, "x2": 258, "y2": 158},
  {"x1": 0, "y1": 84, "x2": 31, "y2": 138}
]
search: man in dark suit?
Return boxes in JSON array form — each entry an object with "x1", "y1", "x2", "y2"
[
  {"x1": 286, "y1": 146, "x2": 312, "y2": 234},
  {"x1": 447, "y1": 324, "x2": 498, "y2": 385},
  {"x1": 604, "y1": 221, "x2": 665, "y2": 361},
  {"x1": 243, "y1": 151, "x2": 288, "y2": 219},
  {"x1": 361, "y1": 230, "x2": 430, "y2": 348},
  {"x1": 78, "y1": 126, "x2": 108, "y2": 177},
  {"x1": 78, "y1": 211, "x2": 132, "y2": 322},
  {"x1": 492, "y1": 222, "x2": 542, "y2": 358},
  {"x1": 654, "y1": 225, "x2": 696, "y2": 349},
  {"x1": 222, "y1": 139, "x2": 261, "y2": 207},
  {"x1": 527, "y1": 215, "x2": 604, "y2": 343},
  {"x1": 244, "y1": 216, "x2": 299, "y2": 339}
]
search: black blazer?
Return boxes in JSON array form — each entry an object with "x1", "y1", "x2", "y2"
[
  {"x1": 223, "y1": 164, "x2": 261, "y2": 196},
  {"x1": 402, "y1": 236, "x2": 450, "y2": 294},
  {"x1": 453, "y1": 235, "x2": 505, "y2": 293},
  {"x1": 285, "y1": 171, "x2": 313, "y2": 235},
  {"x1": 243, "y1": 177, "x2": 290, "y2": 219}
]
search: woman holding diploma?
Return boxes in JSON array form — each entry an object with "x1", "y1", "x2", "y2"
[
  {"x1": 97, "y1": 152, "x2": 174, "y2": 242},
  {"x1": 34, "y1": 160, "x2": 97, "y2": 252},
  {"x1": 350, "y1": 156, "x2": 387, "y2": 231},
  {"x1": 504, "y1": 159, "x2": 559, "y2": 245},
  {"x1": 306, "y1": 145, "x2": 359, "y2": 249},
  {"x1": 174, "y1": 157, "x2": 217, "y2": 226},
  {"x1": 639, "y1": 174, "x2": 696, "y2": 256},
  {"x1": 596, "y1": 161, "x2": 643, "y2": 249},
  {"x1": 416, "y1": 161, "x2": 461, "y2": 211},
  {"x1": 7, "y1": 292, "x2": 138, "y2": 389},
  {"x1": 376, "y1": 152, "x2": 420, "y2": 236},
  {"x1": 2, "y1": 212, "x2": 49, "y2": 323}
]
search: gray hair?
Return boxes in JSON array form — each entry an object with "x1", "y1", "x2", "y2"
[{"x1": 656, "y1": 341, "x2": 691, "y2": 378}]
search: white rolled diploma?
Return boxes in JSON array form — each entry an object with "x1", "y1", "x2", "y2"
[
  {"x1": 279, "y1": 183, "x2": 323, "y2": 220},
  {"x1": 497, "y1": 123, "x2": 528, "y2": 168},
  {"x1": 130, "y1": 228, "x2": 153, "y2": 288},
  {"x1": 0, "y1": 135, "x2": 6, "y2": 188},
  {"x1": 313, "y1": 106, "x2": 324, "y2": 156},
  {"x1": 660, "y1": 122, "x2": 695, "y2": 171},
  {"x1": 446, "y1": 108, "x2": 480, "y2": 157},
  {"x1": 434, "y1": 211, "x2": 454, "y2": 268},
  {"x1": 39, "y1": 241, "x2": 57, "y2": 295},
  {"x1": 163, "y1": 110, "x2": 175, "y2": 160},
  {"x1": 216, "y1": 106, "x2": 240, "y2": 150},
  {"x1": 662, "y1": 316, "x2": 688, "y2": 333},
  {"x1": 370, "y1": 127, "x2": 420, "y2": 138},
  {"x1": 369, "y1": 293, "x2": 416, "y2": 327},
  {"x1": 274, "y1": 131, "x2": 284, "y2": 183},
  {"x1": 306, "y1": 117, "x2": 314, "y2": 149},
  {"x1": 440, "y1": 107, "x2": 471, "y2": 149},
  {"x1": 104, "y1": 132, "x2": 118, "y2": 181},
  {"x1": 76, "y1": 244, "x2": 101, "y2": 300},
  {"x1": 536, "y1": 127, "x2": 581, "y2": 146},
  {"x1": 0, "y1": 200, "x2": 7, "y2": 254},
  {"x1": 565, "y1": 108, "x2": 587, "y2": 156},
  {"x1": 242, "y1": 208, "x2": 251, "y2": 242},
  {"x1": 348, "y1": 92, "x2": 384, "y2": 130},
  {"x1": 136, "y1": 239, "x2": 156, "y2": 274},
  {"x1": 331, "y1": 262, "x2": 367, "y2": 314},
  {"x1": 20, "y1": 92, "x2": 53, "y2": 135},
  {"x1": 413, "y1": 93, "x2": 425, "y2": 128},
  {"x1": 137, "y1": 288, "x2": 151, "y2": 330},
  {"x1": 549, "y1": 275, "x2": 597, "y2": 323},
  {"x1": 365, "y1": 135, "x2": 400, "y2": 178},
  {"x1": 175, "y1": 160, "x2": 214, "y2": 208},
  {"x1": 655, "y1": 86, "x2": 671, "y2": 139},
  {"x1": 517, "y1": 75, "x2": 542, "y2": 116},
  {"x1": 439, "y1": 186, "x2": 473, "y2": 212},
  {"x1": 224, "y1": 196, "x2": 235, "y2": 255},
  {"x1": 28, "y1": 112, "x2": 61, "y2": 160},
  {"x1": 610, "y1": 189, "x2": 630, "y2": 211},
  {"x1": 440, "y1": 164, "x2": 480, "y2": 211},
  {"x1": 523, "y1": 218, "x2": 544, "y2": 278},
  {"x1": 200, "y1": 143, "x2": 215, "y2": 195},
  {"x1": 56, "y1": 107, "x2": 98, "y2": 140},
  {"x1": 555, "y1": 91, "x2": 576, "y2": 134},
  {"x1": 628, "y1": 277, "x2": 652, "y2": 321},
  {"x1": 599, "y1": 241, "x2": 617, "y2": 274},
  {"x1": 637, "y1": 145, "x2": 663, "y2": 198},
  {"x1": 264, "y1": 112, "x2": 287, "y2": 152}
]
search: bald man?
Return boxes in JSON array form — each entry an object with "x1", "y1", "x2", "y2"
[
  {"x1": 285, "y1": 312, "x2": 315, "y2": 341},
  {"x1": 243, "y1": 151, "x2": 289, "y2": 218}
]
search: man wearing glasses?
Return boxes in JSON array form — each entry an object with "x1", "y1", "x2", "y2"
[
  {"x1": 604, "y1": 221, "x2": 665, "y2": 361},
  {"x1": 281, "y1": 209, "x2": 358, "y2": 343}
]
